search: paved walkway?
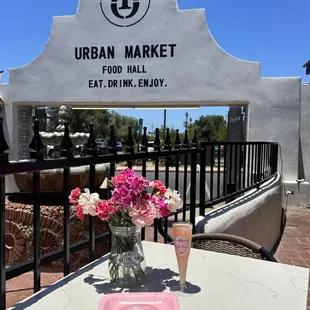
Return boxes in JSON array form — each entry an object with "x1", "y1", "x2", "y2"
[
  {"x1": 276, "y1": 207, "x2": 310, "y2": 268},
  {"x1": 274, "y1": 206, "x2": 310, "y2": 309},
  {"x1": 6, "y1": 206, "x2": 310, "y2": 309}
]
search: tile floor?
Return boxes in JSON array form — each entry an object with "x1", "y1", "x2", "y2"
[{"x1": 6, "y1": 206, "x2": 310, "y2": 309}]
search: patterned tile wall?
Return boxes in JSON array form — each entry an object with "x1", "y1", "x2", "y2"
[{"x1": 18, "y1": 106, "x2": 32, "y2": 160}]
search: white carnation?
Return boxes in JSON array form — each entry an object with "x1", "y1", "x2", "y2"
[
  {"x1": 78, "y1": 188, "x2": 100, "y2": 216},
  {"x1": 164, "y1": 188, "x2": 182, "y2": 212}
]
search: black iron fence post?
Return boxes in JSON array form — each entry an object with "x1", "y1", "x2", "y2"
[
  {"x1": 126, "y1": 126, "x2": 135, "y2": 169},
  {"x1": 190, "y1": 136, "x2": 197, "y2": 234},
  {"x1": 108, "y1": 125, "x2": 117, "y2": 178},
  {"x1": 256, "y1": 144, "x2": 262, "y2": 188},
  {"x1": 60, "y1": 122, "x2": 74, "y2": 276},
  {"x1": 182, "y1": 131, "x2": 189, "y2": 222},
  {"x1": 29, "y1": 119, "x2": 44, "y2": 293},
  {"x1": 86, "y1": 123, "x2": 97, "y2": 157},
  {"x1": 199, "y1": 144, "x2": 206, "y2": 217},
  {"x1": 174, "y1": 130, "x2": 181, "y2": 222},
  {"x1": 270, "y1": 143, "x2": 279, "y2": 175},
  {"x1": 0, "y1": 175, "x2": 5, "y2": 310},
  {"x1": 87, "y1": 124, "x2": 98, "y2": 262},
  {"x1": 153, "y1": 128, "x2": 161, "y2": 242},
  {"x1": 29, "y1": 120, "x2": 44, "y2": 160},
  {"x1": 140, "y1": 127, "x2": 148, "y2": 153},
  {"x1": 210, "y1": 145, "x2": 214, "y2": 201},
  {"x1": 164, "y1": 129, "x2": 171, "y2": 243},
  {"x1": 0, "y1": 118, "x2": 9, "y2": 309},
  {"x1": 139, "y1": 127, "x2": 147, "y2": 240},
  {"x1": 226, "y1": 144, "x2": 237, "y2": 203},
  {"x1": 32, "y1": 171, "x2": 41, "y2": 292},
  {"x1": 140, "y1": 127, "x2": 148, "y2": 177}
]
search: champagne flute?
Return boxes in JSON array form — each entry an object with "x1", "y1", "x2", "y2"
[{"x1": 172, "y1": 222, "x2": 192, "y2": 292}]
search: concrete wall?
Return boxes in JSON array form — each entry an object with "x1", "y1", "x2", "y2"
[
  {"x1": 0, "y1": 0, "x2": 301, "y2": 183},
  {"x1": 300, "y1": 84, "x2": 310, "y2": 180},
  {"x1": 0, "y1": 84, "x2": 13, "y2": 156},
  {"x1": 195, "y1": 173, "x2": 283, "y2": 252},
  {"x1": 0, "y1": 84, "x2": 18, "y2": 192},
  {"x1": 286, "y1": 83, "x2": 310, "y2": 208}
]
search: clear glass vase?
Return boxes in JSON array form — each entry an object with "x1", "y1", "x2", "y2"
[{"x1": 108, "y1": 224, "x2": 146, "y2": 288}]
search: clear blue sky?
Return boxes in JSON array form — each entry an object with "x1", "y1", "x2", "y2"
[{"x1": 1, "y1": 0, "x2": 310, "y2": 131}]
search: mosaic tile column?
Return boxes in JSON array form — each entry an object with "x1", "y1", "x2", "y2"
[{"x1": 17, "y1": 106, "x2": 33, "y2": 160}]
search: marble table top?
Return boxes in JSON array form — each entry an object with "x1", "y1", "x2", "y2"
[{"x1": 9, "y1": 241, "x2": 309, "y2": 310}]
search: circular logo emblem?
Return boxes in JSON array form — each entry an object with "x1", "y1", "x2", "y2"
[
  {"x1": 118, "y1": 251, "x2": 142, "y2": 267},
  {"x1": 100, "y1": 0, "x2": 151, "y2": 28}
]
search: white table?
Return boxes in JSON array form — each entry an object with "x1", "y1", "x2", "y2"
[{"x1": 10, "y1": 241, "x2": 309, "y2": 310}]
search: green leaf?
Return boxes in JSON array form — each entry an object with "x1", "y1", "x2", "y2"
[
  {"x1": 152, "y1": 188, "x2": 160, "y2": 196},
  {"x1": 107, "y1": 180, "x2": 114, "y2": 188}
]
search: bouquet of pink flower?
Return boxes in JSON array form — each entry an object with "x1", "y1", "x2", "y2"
[{"x1": 69, "y1": 168, "x2": 182, "y2": 227}]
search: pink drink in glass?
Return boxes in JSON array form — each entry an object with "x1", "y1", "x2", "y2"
[{"x1": 172, "y1": 222, "x2": 192, "y2": 292}]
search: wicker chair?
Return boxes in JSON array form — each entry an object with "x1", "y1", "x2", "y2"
[{"x1": 191, "y1": 233, "x2": 277, "y2": 262}]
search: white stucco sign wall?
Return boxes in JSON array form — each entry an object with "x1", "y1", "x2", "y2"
[
  {"x1": 7, "y1": 0, "x2": 263, "y2": 104},
  {"x1": 0, "y1": 0, "x2": 301, "y2": 182}
]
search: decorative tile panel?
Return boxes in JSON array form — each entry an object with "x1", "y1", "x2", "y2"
[{"x1": 18, "y1": 106, "x2": 32, "y2": 160}]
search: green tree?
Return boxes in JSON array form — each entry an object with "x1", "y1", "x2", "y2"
[
  {"x1": 159, "y1": 126, "x2": 185, "y2": 146},
  {"x1": 193, "y1": 115, "x2": 227, "y2": 141},
  {"x1": 48, "y1": 107, "x2": 61, "y2": 131},
  {"x1": 110, "y1": 113, "x2": 140, "y2": 143}
]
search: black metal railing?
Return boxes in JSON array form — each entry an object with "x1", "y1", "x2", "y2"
[{"x1": 0, "y1": 117, "x2": 278, "y2": 309}]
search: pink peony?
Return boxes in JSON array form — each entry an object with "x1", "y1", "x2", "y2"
[
  {"x1": 96, "y1": 200, "x2": 114, "y2": 221},
  {"x1": 76, "y1": 204, "x2": 85, "y2": 220},
  {"x1": 150, "y1": 180, "x2": 167, "y2": 195},
  {"x1": 69, "y1": 187, "x2": 81, "y2": 205},
  {"x1": 129, "y1": 197, "x2": 156, "y2": 227},
  {"x1": 111, "y1": 174, "x2": 128, "y2": 187}
]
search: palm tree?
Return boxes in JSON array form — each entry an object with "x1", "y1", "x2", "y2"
[{"x1": 184, "y1": 112, "x2": 189, "y2": 130}]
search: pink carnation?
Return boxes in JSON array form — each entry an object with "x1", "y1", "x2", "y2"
[
  {"x1": 129, "y1": 197, "x2": 156, "y2": 227},
  {"x1": 144, "y1": 193, "x2": 151, "y2": 200},
  {"x1": 69, "y1": 167, "x2": 181, "y2": 226},
  {"x1": 107, "y1": 197, "x2": 114, "y2": 204},
  {"x1": 112, "y1": 186, "x2": 133, "y2": 208},
  {"x1": 76, "y1": 204, "x2": 85, "y2": 220},
  {"x1": 107, "y1": 197, "x2": 121, "y2": 213},
  {"x1": 120, "y1": 168, "x2": 135, "y2": 177},
  {"x1": 96, "y1": 200, "x2": 114, "y2": 221},
  {"x1": 107, "y1": 197, "x2": 115, "y2": 207},
  {"x1": 111, "y1": 174, "x2": 128, "y2": 187},
  {"x1": 69, "y1": 187, "x2": 81, "y2": 205},
  {"x1": 150, "y1": 180, "x2": 167, "y2": 195},
  {"x1": 157, "y1": 198, "x2": 171, "y2": 217},
  {"x1": 131, "y1": 175, "x2": 150, "y2": 195}
]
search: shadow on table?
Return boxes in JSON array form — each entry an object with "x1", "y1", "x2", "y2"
[
  {"x1": 9, "y1": 254, "x2": 110, "y2": 310},
  {"x1": 83, "y1": 267, "x2": 201, "y2": 295}
]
